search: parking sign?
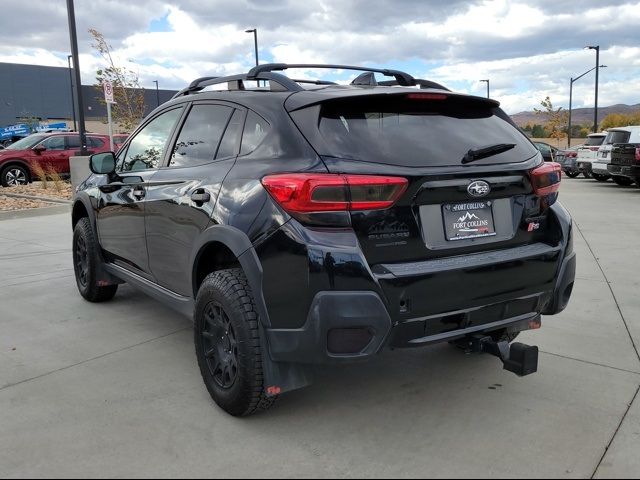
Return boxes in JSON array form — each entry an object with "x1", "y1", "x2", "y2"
[{"x1": 103, "y1": 81, "x2": 114, "y2": 104}]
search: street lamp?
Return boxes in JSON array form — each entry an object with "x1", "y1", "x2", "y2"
[
  {"x1": 245, "y1": 29, "x2": 259, "y2": 66},
  {"x1": 67, "y1": 55, "x2": 77, "y2": 131},
  {"x1": 585, "y1": 45, "x2": 600, "y2": 133},
  {"x1": 153, "y1": 80, "x2": 160, "y2": 107},
  {"x1": 245, "y1": 29, "x2": 259, "y2": 87},
  {"x1": 568, "y1": 65, "x2": 607, "y2": 147},
  {"x1": 480, "y1": 79, "x2": 490, "y2": 98},
  {"x1": 65, "y1": 0, "x2": 88, "y2": 155}
]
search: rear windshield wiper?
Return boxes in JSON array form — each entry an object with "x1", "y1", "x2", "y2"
[{"x1": 462, "y1": 143, "x2": 516, "y2": 164}]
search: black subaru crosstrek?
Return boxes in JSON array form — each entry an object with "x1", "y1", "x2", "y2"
[{"x1": 72, "y1": 64, "x2": 576, "y2": 416}]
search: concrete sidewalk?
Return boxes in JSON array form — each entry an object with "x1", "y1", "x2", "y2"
[{"x1": 0, "y1": 180, "x2": 639, "y2": 478}]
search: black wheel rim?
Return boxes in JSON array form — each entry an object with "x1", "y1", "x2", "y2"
[
  {"x1": 201, "y1": 302, "x2": 238, "y2": 389},
  {"x1": 74, "y1": 234, "x2": 89, "y2": 288}
]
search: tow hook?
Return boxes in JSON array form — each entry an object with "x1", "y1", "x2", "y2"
[{"x1": 456, "y1": 335, "x2": 539, "y2": 377}]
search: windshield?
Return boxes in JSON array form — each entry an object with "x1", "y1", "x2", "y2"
[
  {"x1": 604, "y1": 131, "x2": 630, "y2": 145},
  {"x1": 308, "y1": 95, "x2": 538, "y2": 167},
  {"x1": 5, "y1": 134, "x2": 46, "y2": 150},
  {"x1": 585, "y1": 136, "x2": 605, "y2": 146}
]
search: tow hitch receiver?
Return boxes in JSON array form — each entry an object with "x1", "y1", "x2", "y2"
[{"x1": 460, "y1": 335, "x2": 539, "y2": 377}]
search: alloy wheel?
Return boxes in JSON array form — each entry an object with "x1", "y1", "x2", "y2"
[{"x1": 5, "y1": 168, "x2": 27, "y2": 186}]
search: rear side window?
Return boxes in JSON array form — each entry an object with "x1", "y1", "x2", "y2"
[
  {"x1": 585, "y1": 136, "x2": 605, "y2": 146},
  {"x1": 169, "y1": 104, "x2": 233, "y2": 168},
  {"x1": 298, "y1": 95, "x2": 538, "y2": 167},
  {"x1": 216, "y1": 109, "x2": 244, "y2": 159},
  {"x1": 87, "y1": 137, "x2": 105, "y2": 149},
  {"x1": 604, "y1": 131, "x2": 631, "y2": 145},
  {"x1": 240, "y1": 111, "x2": 269, "y2": 155},
  {"x1": 66, "y1": 135, "x2": 81, "y2": 149}
]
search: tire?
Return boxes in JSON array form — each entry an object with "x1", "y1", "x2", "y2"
[
  {"x1": 613, "y1": 176, "x2": 633, "y2": 187},
  {"x1": 592, "y1": 173, "x2": 609, "y2": 182},
  {"x1": 72, "y1": 218, "x2": 118, "y2": 302},
  {"x1": 565, "y1": 171, "x2": 580, "y2": 178},
  {"x1": 195, "y1": 268, "x2": 277, "y2": 417},
  {"x1": 582, "y1": 170, "x2": 592, "y2": 179},
  {"x1": 1, "y1": 164, "x2": 29, "y2": 187}
]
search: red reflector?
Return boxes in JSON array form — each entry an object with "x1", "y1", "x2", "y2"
[
  {"x1": 406, "y1": 93, "x2": 448, "y2": 101},
  {"x1": 529, "y1": 162, "x2": 562, "y2": 196},
  {"x1": 266, "y1": 386, "x2": 281, "y2": 396},
  {"x1": 635, "y1": 147, "x2": 640, "y2": 163},
  {"x1": 589, "y1": 147, "x2": 599, "y2": 151},
  {"x1": 261, "y1": 174, "x2": 408, "y2": 213}
]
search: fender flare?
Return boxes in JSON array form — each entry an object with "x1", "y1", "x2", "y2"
[
  {"x1": 71, "y1": 192, "x2": 97, "y2": 231},
  {"x1": 190, "y1": 224, "x2": 272, "y2": 328},
  {"x1": 0, "y1": 158, "x2": 32, "y2": 178}
]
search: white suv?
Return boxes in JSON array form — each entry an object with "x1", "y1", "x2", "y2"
[
  {"x1": 576, "y1": 133, "x2": 607, "y2": 180},
  {"x1": 592, "y1": 127, "x2": 640, "y2": 185}
]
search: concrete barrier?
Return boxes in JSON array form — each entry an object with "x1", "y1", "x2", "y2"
[{"x1": 70, "y1": 156, "x2": 91, "y2": 189}]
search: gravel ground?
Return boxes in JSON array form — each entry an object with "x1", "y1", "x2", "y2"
[
  {"x1": 0, "y1": 181, "x2": 72, "y2": 211},
  {"x1": 3, "y1": 181, "x2": 73, "y2": 200},
  {"x1": 0, "y1": 195, "x2": 56, "y2": 211}
]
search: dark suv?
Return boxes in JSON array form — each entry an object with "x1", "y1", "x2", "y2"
[{"x1": 72, "y1": 64, "x2": 576, "y2": 416}]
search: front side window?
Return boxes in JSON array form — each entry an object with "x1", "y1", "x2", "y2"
[
  {"x1": 119, "y1": 108, "x2": 183, "y2": 172},
  {"x1": 169, "y1": 105, "x2": 233, "y2": 168},
  {"x1": 40, "y1": 136, "x2": 65, "y2": 151}
]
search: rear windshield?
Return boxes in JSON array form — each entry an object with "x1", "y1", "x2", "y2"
[
  {"x1": 604, "y1": 131, "x2": 630, "y2": 145},
  {"x1": 304, "y1": 95, "x2": 538, "y2": 167},
  {"x1": 585, "y1": 136, "x2": 605, "y2": 146}
]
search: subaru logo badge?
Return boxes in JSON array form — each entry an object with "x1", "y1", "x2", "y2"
[{"x1": 467, "y1": 180, "x2": 491, "y2": 198}]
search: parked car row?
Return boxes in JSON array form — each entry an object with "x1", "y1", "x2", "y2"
[
  {"x1": 0, "y1": 132, "x2": 128, "y2": 187},
  {"x1": 556, "y1": 126, "x2": 640, "y2": 188}
]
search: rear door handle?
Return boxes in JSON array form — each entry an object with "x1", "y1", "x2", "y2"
[{"x1": 191, "y1": 189, "x2": 211, "y2": 204}]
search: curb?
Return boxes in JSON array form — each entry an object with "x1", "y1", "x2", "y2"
[
  {"x1": 0, "y1": 204, "x2": 71, "y2": 221},
  {"x1": 0, "y1": 192, "x2": 73, "y2": 205}
]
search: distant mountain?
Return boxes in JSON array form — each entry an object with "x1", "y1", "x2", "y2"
[{"x1": 510, "y1": 104, "x2": 640, "y2": 127}]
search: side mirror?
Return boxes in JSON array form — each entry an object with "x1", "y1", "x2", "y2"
[
  {"x1": 90, "y1": 152, "x2": 117, "y2": 175},
  {"x1": 33, "y1": 145, "x2": 46, "y2": 154}
]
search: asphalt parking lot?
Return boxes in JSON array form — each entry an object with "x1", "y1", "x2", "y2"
[{"x1": 1, "y1": 179, "x2": 639, "y2": 478}]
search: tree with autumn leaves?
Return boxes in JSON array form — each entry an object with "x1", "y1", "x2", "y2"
[
  {"x1": 534, "y1": 96, "x2": 569, "y2": 146},
  {"x1": 89, "y1": 29, "x2": 147, "y2": 133}
]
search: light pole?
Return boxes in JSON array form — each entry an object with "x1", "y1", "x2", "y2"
[
  {"x1": 585, "y1": 45, "x2": 600, "y2": 133},
  {"x1": 153, "y1": 80, "x2": 160, "y2": 107},
  {"x1": 568, "y1": 64, "x2": 607, "y2": 147},
  {"x1": 67, "y1": 55, "x2": 77, "y2": 131},
  {"x1": 245, "y1": 29, "x2": 259, "y2": 87},
  {"x1": 65, "y1": 0, "x2": 87, "y2": 154},
  {"x1": 480, "y1": 79, "x2": 490, "y2": 98}
]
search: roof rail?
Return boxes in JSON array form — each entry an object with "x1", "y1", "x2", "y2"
[
  {"x1": 173, "y1": 64, "x2": 449, "y2": 99},
  {"x1": 247, "y1": 63, "x2": 416, "y2": 86}
]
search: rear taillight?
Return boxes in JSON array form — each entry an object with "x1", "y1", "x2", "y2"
[
  {"x1": 529, "y1": 162, "x2": 562, "y2": 196},
  {"x1": 568, "y1": 152, "x2": 577, "y2": 158},
  {"x1": 635, "y1": 147, "x2": 640, "y2": 163},
  {"x1": 261, "y1": 174, "x2": 408, "y2": 213},
  {"x1": 590, "y1": 146, "x2": 600, "y2": 151}
]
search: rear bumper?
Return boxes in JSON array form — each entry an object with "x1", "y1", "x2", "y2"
[
  {"x1": 608, "y1": 164, "x2": 640, "y2": 179},
  {"x1": 592, "y1": 161, "x2": 610, "y2": 175},
  {"x1": 266, "y1": 243, "x2": 576, "y2": 365}
]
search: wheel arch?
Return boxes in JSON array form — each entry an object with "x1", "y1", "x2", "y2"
[
  {"x1": 72, "y1": 193, "x2": 96, "y2": 230},
  {"x1": 190, "y1": 225, "x2": 271, "y2": 327},
  {"x1": 0, "y1": 159, "x2": 32, "y2": 182}
]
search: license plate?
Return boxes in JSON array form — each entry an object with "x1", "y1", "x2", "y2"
[{"x1": 443, "y1": 201, "x2": 497, "y2": 241}]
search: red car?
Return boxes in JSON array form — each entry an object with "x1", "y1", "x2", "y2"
[{"x1": 0, "y1": 133, "x2": 112, "y2": 187}]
